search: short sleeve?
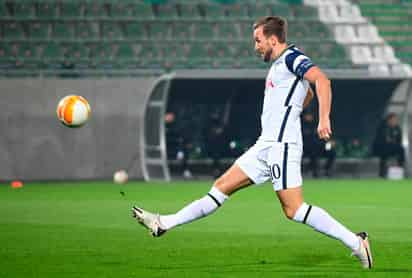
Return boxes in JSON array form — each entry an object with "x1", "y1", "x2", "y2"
[{"x1": 285, "y1": 51, "x2": 315, "y2": 79}]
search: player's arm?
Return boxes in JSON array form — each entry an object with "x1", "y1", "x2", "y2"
[
  {"x1": 302, "y1": 86, "x2": 314, "y2": 109},
  {"x1": 303, "y1": 66, "x2": 332, "y2": 140}
]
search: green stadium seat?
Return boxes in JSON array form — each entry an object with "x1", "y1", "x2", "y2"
[
  {"x1": 0, "y1": 3, "x2": 8, "y2": 18},
  {"x1": 217, "y1": 23, "x2": 241, "y2": 39},
  {"x1": 4, "y1": 22, "x2": 25, "y2": 40},
  {"x1": 110, "y1": 3, "x2": 135, "y2": 18},
  {"x1": 239, "y1": 21, "x2": 254, "y2": 38},
  {"x1": 13, "y1": 3, "x2": 35, "y2": 19},
  {"x1": 76, "y1": 22, "x2": 99, "y2": 40},
  {"x1": 233, "y1": 43, "x2": 256, "y2": 60},
  {"x1": 53, "y1": 22, "x2": 75, "y2": 40},
  {"x1": 172, "y1": 22, "x2": 194, "y2": 39},
  {"x1": 178, "y1": 4, "x2": 201, "y2": 19},
  {"x1": 193, "y1": 23, "x2": 216, "y2": 39},
  {"x1": 249, "y1": 4, "x2": 271, "y2": 18},
  {"x1": 148, "y1": 22, "x2": 172, "y2": 39},
  {"x1": 270, "y1": 4, "x2": 293, "y2": 18},
  {"x1": 101, "y1": 22, "x2": 123, "y2": 40},
  {"x1": 84, "y1": 3, "x2": 107, "y2": 18},
  {"x1": 156, "y1": 4, "x2": 178, "y2": 19},
  {"x1": 225, "y1": 4, "x2": 248, "y2": 19},
  {"x1": 115, "y1": 43, "x2": 135, "y2": 59},
  {"x1": 37, "y1": 2, "x2": 57, "y2": 19},
  {"x1": 40, "y1": 42, "x2": 63, "y2": 60},
  {"x1": 66, "y1": 43, "x2": 90, "y2": 61},
  {"x1": 125, "y1": 22, "x2": 147, "y2": 39},
  {"x1": 187, "y1": 42, "x2": 209, "y2": 58},
  {"x1": 204, "y1": 4, "x2": 226, "y2": 19},
  {"x1": 292, "y1": 5, "x2": 318, "y2": 20},
  {"x1": 134, "y1": 3, "x2": 154, "y2": 19},
  {"x1": 28, "y1": 22, "x2": 50, "y2": 40},
  {"x1": 211, "y1": 42, "x2": 233, "y2": 58},
  {"x1": 60, "y1": 2, "x2": 83, "y2": 18}
]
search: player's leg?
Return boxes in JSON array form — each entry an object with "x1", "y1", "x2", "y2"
[
  {"x1": 132, "y1": 163, "x2": 252, "y2": 236},
  {"x1": 276, "y1": 188, "x2": 372, "y2": 269},
  {"x1": 270, "y1": 143, "x2": 372, "y2": 268}
]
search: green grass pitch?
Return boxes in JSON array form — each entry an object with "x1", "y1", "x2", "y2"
[{"x1": 1, "y1": 179, "x2": 412, "y2": 278}]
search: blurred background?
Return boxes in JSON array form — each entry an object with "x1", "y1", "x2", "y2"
[{"x1": 0, "y1": 0, "x2": 411, "y2": 182}]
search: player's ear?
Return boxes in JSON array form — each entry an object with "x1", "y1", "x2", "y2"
[{"x1": 270, "y1": 35, "x2": 277, "y2": 46}]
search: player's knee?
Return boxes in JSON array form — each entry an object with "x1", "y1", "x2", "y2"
[{"x1": 282, "y1": 206, "x2": 298, "y2": 220}]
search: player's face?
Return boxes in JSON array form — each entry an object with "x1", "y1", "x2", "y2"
[{"x1": 253, "y1": 26, "x2": 272, "y2": 63}]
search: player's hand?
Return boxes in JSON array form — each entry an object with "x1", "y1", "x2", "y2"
[{"x1": 318, "y1": 118, "x2": 332, "y2": 141}]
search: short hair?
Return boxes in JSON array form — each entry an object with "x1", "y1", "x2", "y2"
[{"x1": 253, "y1": 16, "x2": 287, "y2": 43}]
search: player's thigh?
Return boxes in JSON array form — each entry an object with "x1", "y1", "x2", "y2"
[
  {"x1": 268, "y1": 143, "x2": 302, "y2": 191},
  {"x1": 214, "y1": 164, "x2": 253, "y2": 196}
]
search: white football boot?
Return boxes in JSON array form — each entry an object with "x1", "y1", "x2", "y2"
[
  {"x1": 132, "y1": 206, "x2": 167, "y2": 237},
  {"x1": 352, "y1": 232, "x2": 373, "y2": 269}
]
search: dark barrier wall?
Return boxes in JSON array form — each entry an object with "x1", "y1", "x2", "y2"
[
  {"x1": 166, "y1": 78, "x2": 401, "y2": 159},
  {"x1": 0, "y1": 78, "x2": 156, "y2": 181}
]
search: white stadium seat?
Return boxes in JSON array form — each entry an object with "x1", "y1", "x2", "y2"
[
  {"x1": 368, "y1": 64, "x2": 390, "y2": 77},
  {"x1": 372, "y1": 46, "x2": 399, "y2": 64},
  {"x1": 334, "y1": 25, "x2": 358, "y2": 44},
  {"x1": 339, "y1": 5, "x2": 366, "y2": 23},
  {"x1": 357, "y1": 25, "x2": 383, "y2": 43}
]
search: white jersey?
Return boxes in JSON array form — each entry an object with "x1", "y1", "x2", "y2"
[{"x1": 259, "y1": 45, "x2": 314, "y2": 145}]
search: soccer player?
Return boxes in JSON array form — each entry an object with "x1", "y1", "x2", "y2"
[{"x1": 132, "y1": 16, "x2": 373, "y2": 269}]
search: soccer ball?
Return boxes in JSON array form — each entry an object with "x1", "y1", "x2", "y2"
[
  {"x1": 56, "y1": 95, "x2": 91, "y2": 127},
  {"x1": 113, "y1": 170, "x2": 128, "y2": 184}
]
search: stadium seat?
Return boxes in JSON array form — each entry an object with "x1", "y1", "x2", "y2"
[
  {"x1": 134, "y1": 3, "x2": 155, "y2": 19},
  {"x1": 204, "y1": 4, "x2": 226, "y2": 19},
  {"x1": 84, "y1": 3, "x2": 107, "y2": 18},
  {"x1": 249, "y1": 4, "x2": 271, "y2": 18},
  {"x1": 114, "y1": 43, "x2": 135, "y2": 59},
  {"x1": 217, "y1": 23, "x2": 241, "y2": 39},
  {"x1": 29, "y1": 22, "x2": 50, "y2": 40},
  {"x1": 125, "y1": 22, "x2": 147, "y2": 39},
  {"x1": 270, "y1": 4, "x2": 293, "y2": 18},
  {"x1": 172, "y1": 22, "x2": 194, "y2": 39},
  {"x1": 292, "y1": 5, "x2": 318, "y2": 20},
  {"x1": 334, "y1": 25, "x2": 358, "y2": 44},
  {"x1": 53, "y1": 22, "x2": 75, "y2": 40},
  {"x1": 37, "y1": 2, "x2": 57, "y2": 19},
  {"x1": 148, "y1": 22, "x2": 172, "y2": 39},
  {"x1": 193, "y1": 23, "x2": 217, "y2": 40},
  {"x1": 60, "y1": 2, "x2": 83, "y2": 18},
  {"x1": 76, "y1": 22, "x2": 99, "y2": 40},
  {"x1": 357, "y1": 25, "x2": 383, "y2": 44},
  {"x1": 4, "y1": 22, "x2": 25, "y2": 40},
  {"x1": 187, "y1": 42, "x2": 209, "y2": 58},
  {"x1": 101, "y1": 22, "x2": 123, "y2": 40},
  {"x1": 156, "y1": 4, "x2": 179, "y2": 19},
  {"x1": 225, "y1": 4, "x2": 248, "y2": 19},
  {"x1": 40, "y1": 42, "x2": 63, "y2": 60},
  {"x1": 110, "y1": 3, "x2": 135, "y2": 18},
  {"x1": 13, "y1": 2, "x2": 35, "y2": 19},
  {"x1": 372, "y1": 45, "x2": 399, "y2": 64},
  {"x1": 178, "y1": 4, "x2": 201, "y2": 19},
  {"x1": 0, "y1": 2, "x2": 8, "y2": 18}
]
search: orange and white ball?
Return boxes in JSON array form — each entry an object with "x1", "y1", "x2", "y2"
[{"x1": 56, "y1": 95, "x2": 91, "y2": 127}]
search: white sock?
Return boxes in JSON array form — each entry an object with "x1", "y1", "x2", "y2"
[
  {"x1": 293, "y1": 203, "x2": 360, "y2": 251},
  {"x1": 160, "y1": 187, "x2": 228, "y2": 230}
]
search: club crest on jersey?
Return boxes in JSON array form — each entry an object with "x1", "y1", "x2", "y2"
[{"x1": 266, "y1": 79, "x2": 275, "y2": 89}]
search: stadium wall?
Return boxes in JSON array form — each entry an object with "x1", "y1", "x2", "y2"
[{"x1": 0, "y1": 78, "x2": 157, "y2": 181}]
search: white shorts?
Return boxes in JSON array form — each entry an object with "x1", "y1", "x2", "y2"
[{"x1": 235, "y1": 141, "x2": 302, "y2": 191}]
